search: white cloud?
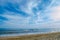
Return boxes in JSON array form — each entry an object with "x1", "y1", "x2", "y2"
[{"x1": 48, "y1": 6, "x2": 60, "y2": 21}]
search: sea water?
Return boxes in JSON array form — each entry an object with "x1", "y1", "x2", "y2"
[{"x1": 0, "y1": 28, "x2": 60, "y2": 37}]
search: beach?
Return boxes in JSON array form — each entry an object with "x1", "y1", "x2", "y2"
[{"x1": 0, "y1": 32, "x2": 60, "y2": 40}]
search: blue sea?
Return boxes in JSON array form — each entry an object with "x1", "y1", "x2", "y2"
[{"x1": 0, "y1": 28, "x2": 60, "y2": 37}]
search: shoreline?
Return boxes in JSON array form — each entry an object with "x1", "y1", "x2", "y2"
[
  {"x1": 0, "y1": 31, "x2": 59, "y2": 37},
  {"x1": 0, "y1": 32, "x2": 60, "y2": 40}
]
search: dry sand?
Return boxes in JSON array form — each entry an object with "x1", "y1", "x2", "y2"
[{"x1": 0, "y1": 32, "x2": 60, "y2": 40}]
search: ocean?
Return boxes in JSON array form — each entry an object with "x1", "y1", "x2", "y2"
[{"x1": 0, "y1": 28, "x2": 60, "y2": 37}]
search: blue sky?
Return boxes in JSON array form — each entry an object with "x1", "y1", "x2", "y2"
[{"x1": 0, "y1": 0, "x2": 60, "y2": 29}]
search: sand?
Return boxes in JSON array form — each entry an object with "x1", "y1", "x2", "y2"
[{"x1": 0, "y1": 32, "x2": 60, "y2": 40}]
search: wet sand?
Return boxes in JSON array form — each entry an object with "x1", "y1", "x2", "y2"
[{"x1": 0, "y1": 32, "x2": 60, "y2": 40}]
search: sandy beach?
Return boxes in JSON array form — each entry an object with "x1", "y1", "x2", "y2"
[{"x1": 0, "y1": 32, "x2": 60, "y2": 40}]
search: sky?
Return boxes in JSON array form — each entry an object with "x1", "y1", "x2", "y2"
[{"x1": 0, "y1": 0, "x2": 60, "y2": 29}]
